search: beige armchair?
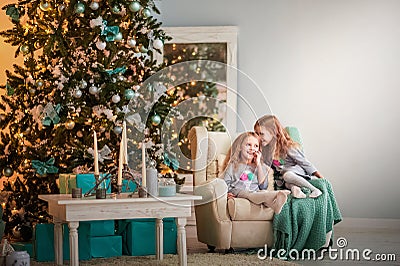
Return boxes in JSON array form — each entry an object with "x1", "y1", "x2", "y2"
[{"x1": 189, "y1": 126, "x2": 275, "y2": 252}]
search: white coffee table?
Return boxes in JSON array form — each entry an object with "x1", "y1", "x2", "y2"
[{"x1": 39, "y1": 193, "x2": 201, "y2": 266}]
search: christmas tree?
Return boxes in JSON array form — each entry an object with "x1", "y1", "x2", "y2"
[{"x1": 0, "y1": 0, "x2": 177, "y2": 241}]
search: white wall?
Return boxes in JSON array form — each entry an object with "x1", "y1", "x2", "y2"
[{"x1": 160, "y1": 0, "x2": 400, "y2": 218}]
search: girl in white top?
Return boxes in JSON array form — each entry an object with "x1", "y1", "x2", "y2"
[{"x1": 222, "y1": 132, "x2": 290, "y2": 214}]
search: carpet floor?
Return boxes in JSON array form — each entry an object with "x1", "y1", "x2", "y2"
[{"x1": 30, "y1": 253, "x2": 297, "y2": 266}]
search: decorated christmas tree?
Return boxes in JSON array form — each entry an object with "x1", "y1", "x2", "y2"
[{"x1": 0, "y1": 0, "x2": 178, "y2": 241}]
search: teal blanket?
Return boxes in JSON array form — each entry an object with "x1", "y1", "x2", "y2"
[{"x1": 273, "y1": 179, "x2": 342, "y2": 258}]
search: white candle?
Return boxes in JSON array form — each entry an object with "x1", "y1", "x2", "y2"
[
  {"x1": 123, "y1": 121, "x2": 128, "y2": 164},
  {"x1": 142, "y1": 141, "x2": 146, "y2": 187},
  {"x1": 117, "y1": 137, "x2": 124, "y2": 186},
  {"x1": 93, "y1": 131, "x2": 99, "y2": 175}
]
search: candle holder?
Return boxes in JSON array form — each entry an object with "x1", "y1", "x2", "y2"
[
  {"x1": 138, "y1": 186, "x2": 147, "y2": 198},
  {"x1": 84, "y1": 173, "x2": 110, "y2": 198}
]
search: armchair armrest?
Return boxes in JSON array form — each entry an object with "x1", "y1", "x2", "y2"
[
  {"x1": 194, "y1": 178, "x2": 233, "y2": 249},
  {"x1": 188, "y1": 126, "x2": 208, "y2": 186}
]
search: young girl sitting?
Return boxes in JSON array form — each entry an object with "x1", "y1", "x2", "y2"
[
  {"x1": 254, "y1": 115, "x2": 323, "y2": 198},
  {"x1": 221, "y1": 132, "x2": 290, "y2": 214}
]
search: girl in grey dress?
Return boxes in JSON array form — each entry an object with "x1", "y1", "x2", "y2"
[
  {"x1": 222, "y1": 132, "x2": 290, "y2": 214},
  {"x1": 254, "y1": 115, "x2": 323, "y2": 198}
]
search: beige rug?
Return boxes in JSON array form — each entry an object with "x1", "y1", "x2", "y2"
[{"x1": 30, "y1": 253, "x2": 298, "y2": 265}]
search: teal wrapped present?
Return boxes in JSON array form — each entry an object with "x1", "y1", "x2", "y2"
[
  {"x1": 89, "y1": 235, "x2": 122, "y2": 258},
  {"x1": 122, "y1": 179, "x2": 137, "y2": 193},
  {"x1": 76, "y1": 173, "x2": 111, "y2": 194},
  {"x1": 11, "y1": 242, "x2": 34, "y2": 257},
  {"x1": 118, "y1": 218, "x2": 177, "y2": 256},
  {"x1": 81, "y1": 220, "x2": 115, "y2": 237},
  {"x1": 34, "y1": 223, "x2": 91, "y2": 261}
]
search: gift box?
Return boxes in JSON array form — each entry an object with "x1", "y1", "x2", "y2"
[
  {"x1": 76, "y1": 173, "x2": 111, "y2": 194},
  {"x1": 58, "y1": 174, "x2": 77, "y2": 194},
  {"x1": 89, "y1": 235, "x2": 122, "y2": 258},
  {"x1": 81, "y1": 220, "x2": 115, "y2": 237},
  {"x1": 34, "y1": 223, "x2": 91, "y2": 261},
  {"x1": 122, "y1": 179, "x2": 137, "y2": 193},
  {"x1": 118, "y1": 218, "x2": 177, "y2": 256},
  {"x1": 11, "y1": 242, "x2": 34, "y2": 257}
]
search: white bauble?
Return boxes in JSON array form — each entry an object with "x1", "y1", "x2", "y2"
[
  {"x1": 73, "y1": 89, "x2": 83, "y2": 98},
  {"x1": 153, "y1": 39, "x2": 163, "y2": 50},
  {"x1": 111, "y1": 94, "x2": 121, "y2": 103},
  {"x1": 90, "y1": 2, "x2": 99, "y2": 10},
  {"x1": 89, "y1": 85, "x2": 99, "y2": 95},
  {"x1": 127, "y1": 39, "x2": 136, "y2": 47},
  {"x1": 96, "y1": 40, "x2": 106, "y2": 50}
]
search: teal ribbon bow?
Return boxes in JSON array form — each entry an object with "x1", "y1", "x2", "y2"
[
  {"x1": 164, "y1": 153, "x2": 179, "y2": 170},
  {"x1": 32, "y1": 158, "x2": 59, "y2": 176},
  {"x1": 101, "y1": 21, "x2": 120, "y2": 42},
  {"x1": 104, "y1": 66, "x2": 127, "y2": 76},
  {"x1": 42, "y1": 103, "x2": 61, "y2": 126},
  {"x1": 6, "y1": 5, "x2": 20, "y2": 22}
]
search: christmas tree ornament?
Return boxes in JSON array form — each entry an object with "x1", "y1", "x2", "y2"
[
  {"x1": 113, "y1": 126, "x2": 122, "y2": 134},
  {"x1": 39, "y1": 1, "x2": 51, "y2": 12},
  {"x1": 58, "y1": 4, "x2": 66, "y2": 12},
  {"x1": 129, "y1": 1, "x2": 141, "y2": 12},
  {"x1": 12, "y1": 226, "x2": 21, "y2": 239},
  {"x1": 96, "y1": 40, "x2": 106, "y2": 50},
  {"x1": 112, "y1": 94, "x2": 121, "y2": 103},
  {"x1": 127, "y1": 38, "x2": 136, "y2": 47},
  {"x1": 114, "y1": 32, "x2": 123, "y2": 41},
  {"x1": 79, "y1": 80, "x2": 87, "y2": 88},
  {"x1": 140, "y1": 45, "x2": 148, "y2": 53},
  {"x1": 151, "y1": 114, "x2": 161, "y2": 126},
  {"x1": 3, "y1": 167, "x2": 14, "y2": 177},
  {"x1": 117, "y1": 75, "x2": 126, "y2": 81},
  {"x1": 89, "y1": 85, "x2": 99, "y2": 95},
  {"x1": 29, "y1": 88, "x2": 36, "y2": 96},
  {"x1": 124, "y1": 89, "x2": 135, "y2": 100},
  {"x1": 77, "y1": 131, "x2": 83, "y2": 138},
  {"x1": 35, "y1": 79, "x2": 44, "y2": 88},
  {"x1": 153, "y1": 39, "x2": 163, "y2": 50},
  {"x1": 111, "y1": 5, "x2": 121, "y2": 14},
  {"x1": 142, "y1": 8, "x2": 151, "y2": 18},
  {"x1": 73, "y1": 89, "x2": 83, "y2": 98},
  {"x1": 74, "y1": 2, "x2": 85, "y2": 14},
  {"x1": 19, "y1": 44, "x2": 29, "y2": 55},
  {"x1": 89, "y1": 1, "x2": 99, "y2": 10},
  {"x1": 65, "y1": 119, "x2": 75, "y2": 130}
]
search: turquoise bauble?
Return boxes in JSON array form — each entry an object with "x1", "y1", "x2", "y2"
[
  {"x1": 151, "y1": 114, "x2": 161, "y2": 126},
  {"x1": 124, "y1": 89, "x2": 135, "y2": 100},
  {"x1": 129, "y1": 1, "x2": 141, "y2": 12},
  {"x1": 111, "y1": 5, "x2": 121, "y2": 14},
  {"x1": 74, "y1": 2, "x2": 85, "y2": 14},
  {"x1": 142, "y1": 8, "x2": 151, "y2": 18}
]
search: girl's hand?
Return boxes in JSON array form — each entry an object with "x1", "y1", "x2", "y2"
[
  {"x1": 253, "y1": 151, "x2": 262, "y2": 166},
  {"x1": 313, "y1": 171, "x2": 324, "y2": 178}
]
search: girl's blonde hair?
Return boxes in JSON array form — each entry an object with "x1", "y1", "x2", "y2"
[
  {"x1": 221, "y1": 132, "x2": 261, "y2": 173},
  {"x1": 254, "y1": 115, "x2": 299, "y2": 160}
]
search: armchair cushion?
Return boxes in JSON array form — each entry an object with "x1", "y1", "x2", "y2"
[{"x1": 227, "y1": 198, "x2": 274, "y2": 221}]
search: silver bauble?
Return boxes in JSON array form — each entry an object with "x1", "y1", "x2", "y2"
[
  {"x1": 89, "y1": 85, "x2": 99, "y2": 95},
  {"x1": 113, "y1": 126, "x2": 122, "y2": 135},
  {"x1": 79, "y1": 80, "x2": 87, "y2": 88},
  {"x1": 39, "y1": 1, "x2": 51, "y2": 11},
  {"x1": 142, "y1": 8, "x2": 151, "y2": 18},
  {"x1": 112, "y1": 94, "x2": 121, "y2": 103},
  {"x1": 29, "y1": 88, "x2": 36, "y2": 96},
  {"x1": 35, "y1": 79, "x2": 44, "y2": 88},
  {"x1": 73, "y1": 89, "x2": 83, "y2": 98},
  {"x1": 151, "y1": 114, "x2": 161, "y2": 126},
  {"x1": 89, "y1": 2, "x2": 99, "y2": 10},
  {"x1": 74, "y1": 2, "x2": 85, "y2": 14},
  {"x1": 127, "y1": 39, "x2": 136, "y2": 47}
]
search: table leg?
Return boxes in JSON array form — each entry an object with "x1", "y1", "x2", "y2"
[
  {"x1": 68, "y1": 221, "x2": 79, "y2": 266},
  {"x1": 176, "y1": 217, "x2": 187, "y2": 266},
  {"x1": 54, "y1": 218, "x2": 63, "y2": 265},
  {"x1": 156, "y1": 218, "x2": 164, "y2": 260}
]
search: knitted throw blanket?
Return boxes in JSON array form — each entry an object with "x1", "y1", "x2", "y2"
[{"x1": 273, "y1": 179, "x2": 342, "y2": 258}]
